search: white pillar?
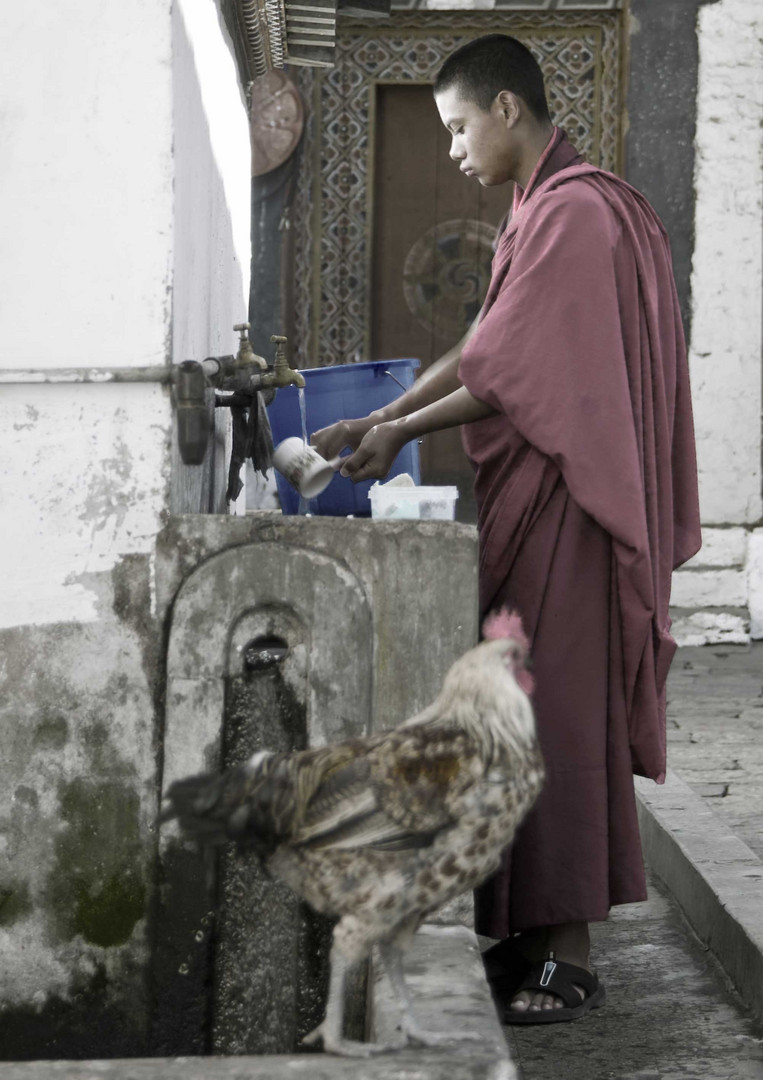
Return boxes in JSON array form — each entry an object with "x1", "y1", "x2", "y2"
[{"x1": 673, "y1": 0, "x2": 763, "y2": 642}]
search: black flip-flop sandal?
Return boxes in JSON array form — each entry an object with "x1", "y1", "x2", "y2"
[{"x1": 503, "y1": 952, "x2": 605, "y2": 1025}]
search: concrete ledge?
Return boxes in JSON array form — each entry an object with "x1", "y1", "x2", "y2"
[
  {"x1": 636, "y1": 768, "x2": 763, "y2": 1023},
  {"x1": 371, "y1": 924, "x2": 516, "y2": 1079},
  {"x1": 0, "y1": 926, "x2": 516, "y2": 1080}
]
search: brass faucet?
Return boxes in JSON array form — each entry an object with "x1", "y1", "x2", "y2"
[
  {"x1": 201, "y1": 323, "x2": 267, "y2": 383},
  {"x1": 253, "y1": 335, "x2": 306, "y2": 390},
  {"x1": 201, "y1": 326, "x2": 304, "y2": 389},
  {"x1": 233, "y1": 323, "x2": 268, "y2": 372}
]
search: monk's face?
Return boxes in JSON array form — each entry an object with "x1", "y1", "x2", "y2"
[{"x1": 435, "y1": 85, "x2": 519, "y2": 186}]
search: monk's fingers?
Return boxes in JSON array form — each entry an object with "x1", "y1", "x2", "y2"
[
  {"x1": 344, "y1": 458, "x2": 382, "y2": 483},
  {"x1": 342, "y1": 448, "x2": 394, "y2": 484},
  {"x1": 339, "y1": 446, "x2": 368, "y2": 479},
  {"x1": 311, "y1": 421, "x2": 349, "y2": 460}
]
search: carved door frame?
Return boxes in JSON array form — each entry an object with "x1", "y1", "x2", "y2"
[{"x1": 289, "y1": 8, "x2": 625, "y2": 368}]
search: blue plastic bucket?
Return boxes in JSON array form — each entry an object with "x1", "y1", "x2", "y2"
[{"x1": 267, "y1": 358, "x2": 421, "y2": 516}]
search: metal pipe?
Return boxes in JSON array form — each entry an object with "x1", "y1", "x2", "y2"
[{"x1": 0, "y1": 360, "x2": 222, "y2": 386}]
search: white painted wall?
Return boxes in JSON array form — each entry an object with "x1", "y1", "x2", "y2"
[
  {"x1": 0, "y1": 0, "x2": 251, "y2": 630},
  {"x1": 0, "y1": 3, "x2": 174, "y2": 370},
  {"x1": 0, "y1": 1, "x2": 175, "y2": 631},
  {"x1": 0, "y1": 1, "x2": 251, "y2": 1037},
  {"x1": 172, "y1": 0, "x2": 251, "y2": 369},
  {"x1": 671, "y1": 0, "x2": 763, "y2": 642}
]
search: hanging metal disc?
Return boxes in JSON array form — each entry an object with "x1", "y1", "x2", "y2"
[{"x1": 250, "y1": 71, "x2": 304, "y2": 177}]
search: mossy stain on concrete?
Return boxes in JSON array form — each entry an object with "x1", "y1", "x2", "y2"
[
  {"x1": 0, "y1": 879, "x2": 33, "y2": 926},
  {"x1": 47, "y1": 778, "x2": 147, "y2": 948},
  {"x1": 33, "y1": 714, "x2": 69, "y2": 751}
]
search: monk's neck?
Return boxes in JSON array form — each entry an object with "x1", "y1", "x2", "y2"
[{"x1": 513, "y1": 124, "x2": 555, "y2": 191}]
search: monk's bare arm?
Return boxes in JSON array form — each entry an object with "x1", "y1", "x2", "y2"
[
  {"x1": 339, "y1": 386, "x2": 497, "y2": 482},
  {"x1": 384, "y1": 316, "x2": 480, "y2": 418},
  {"x1": 390, "y1": 385, "x2": 495, "y2": 438},
  {"x1": 310, "y1": 316, "x2": 480, "y2": 459}
]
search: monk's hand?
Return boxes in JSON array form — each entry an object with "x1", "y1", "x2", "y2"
[
  {"x1": 310, "y1": 415, "x2": 379, "y2": 460},
  {"x1": 339, "y1": 422, "x2": 406, "y2": 483}
]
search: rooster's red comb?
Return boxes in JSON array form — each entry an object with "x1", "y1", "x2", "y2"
[{"x1": 482, "y1": 608, "x2": 529, "y2": 650}]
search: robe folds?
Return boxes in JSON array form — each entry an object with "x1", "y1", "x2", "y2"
[{"x1": 460, "y1": 129, "x2": 701, "y2": 936}]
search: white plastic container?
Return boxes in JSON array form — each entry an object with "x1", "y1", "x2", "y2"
[{"x1": 369, "y1": 483, "x2": 459, "y2": 520}]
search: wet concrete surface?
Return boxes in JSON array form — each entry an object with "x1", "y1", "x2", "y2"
[{"x1": 503, "y1": 872, "x2": 763, "y2": 1080}]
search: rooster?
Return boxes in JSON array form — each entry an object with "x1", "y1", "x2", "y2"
[{"x1": 161, "y1": 610, "x2": 543, "y2": 1057}]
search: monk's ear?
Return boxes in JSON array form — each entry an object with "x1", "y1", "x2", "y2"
[{"x1": 495, "y1": 90, "x2": 521, "y2": 128}]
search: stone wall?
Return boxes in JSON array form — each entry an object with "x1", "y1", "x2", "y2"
[
  {"x1": 151, "y1": 515, "x2": 478, "y2": 1055},
  {"x1": 670, "y1": 0, "x2": 763, "y2": 643}
]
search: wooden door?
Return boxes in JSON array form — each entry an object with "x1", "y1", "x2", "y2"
[{"x1": 370, "y1": 83, "x2": 512, "y2": 518}]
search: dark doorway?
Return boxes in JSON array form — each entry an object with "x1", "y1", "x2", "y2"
[{"x1": 371, "y1": 82, "x2": 512, "y2": 517}]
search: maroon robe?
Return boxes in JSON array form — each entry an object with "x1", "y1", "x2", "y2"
[{"x1": 460, "y1": 129, "x2": 701, "y2": 937}]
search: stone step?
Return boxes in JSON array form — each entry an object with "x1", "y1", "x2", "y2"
[{"x1": 636, "y1": 768, "x2": 763, "y2": 1026}]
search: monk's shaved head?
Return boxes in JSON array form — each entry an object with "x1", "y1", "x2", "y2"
[{"x1": 434, "y1": 34, "x2": 550, "y2": 122}]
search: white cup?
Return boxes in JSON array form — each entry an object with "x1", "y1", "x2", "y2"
[{"x1": 272, "y1": 437, "x2": 341, "y2": 499}]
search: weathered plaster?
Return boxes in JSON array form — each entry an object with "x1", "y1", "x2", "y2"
[
  {"x1": 0, "y1": 0, "x2": 255, "y2": 1056},
  {"x1": 0, "y1": 384, "x2": 170, "y2": 630},
  {"x1": 0, "y1": 560, "x2": 161, "y2": 1056}
]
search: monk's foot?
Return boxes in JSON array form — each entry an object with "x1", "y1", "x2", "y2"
[{"x1": 509, "y1": 921, "x2": 591, "y2": 1013}]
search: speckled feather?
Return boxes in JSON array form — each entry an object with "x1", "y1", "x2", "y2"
[{"x1": 163, "y1": 632, "x2": 544, "y2": 964}]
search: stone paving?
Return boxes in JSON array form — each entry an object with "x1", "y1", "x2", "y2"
[
  {"x1": 503, "y1": 642, "x2": 763, "y2": 1078},
  {"x1": 505, "y1": 872, "x2": 763, "y2": 1080},
  {"x1": 665, "y1": 644, "x2": 763, "y2": 861}
]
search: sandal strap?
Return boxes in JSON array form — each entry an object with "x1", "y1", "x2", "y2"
[{"x1": 514, "y1": 957, "x2": 598, "y2": 1010}]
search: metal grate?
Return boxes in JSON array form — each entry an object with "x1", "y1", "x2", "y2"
[{"x1": 234, "y1": 0, "x2": 389, "y2": 74}]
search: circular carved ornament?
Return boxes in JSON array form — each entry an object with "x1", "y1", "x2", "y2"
[
  {"x1": 250, "y1": 71, "x2": 304, "y2": 177},
  {"x1": 402, "y1": 219, "x2": 497, "y2": 341}
]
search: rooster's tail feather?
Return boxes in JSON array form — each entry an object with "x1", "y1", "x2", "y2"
[{"x1": 160, "y1": 773, "x2": 233, "y2": 846}]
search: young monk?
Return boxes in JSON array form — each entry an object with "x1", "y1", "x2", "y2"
[{"x1": 310, "y1": 34, "x2": 701, "y2": 1023}]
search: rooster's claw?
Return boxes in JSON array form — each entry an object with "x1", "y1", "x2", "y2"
[{"x1": 301, "y1": 1023, "x2": 399, "y2": 1057}]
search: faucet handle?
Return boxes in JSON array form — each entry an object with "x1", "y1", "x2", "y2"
[
  {"x1": 271, "y1": 335, "x2": 288, "y2": 364},
  {"x1": 234, "y1": 323, "x2": 251, "y2": 350}
]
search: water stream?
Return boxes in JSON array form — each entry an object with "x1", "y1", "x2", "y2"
[
  {"x1": 297, "y1": 385, "x2": 308, "y2": 445},
  {"x1": 296, "y1": 385, "x2": 311, "y2": 515}
]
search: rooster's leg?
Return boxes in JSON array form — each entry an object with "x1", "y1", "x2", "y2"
[
  {"x1": 302, "y1": 942, "x2": 400, "y2": 1057},
  {"x1": 379, "y1": 941, "x2": 482, "y2": 1049}
]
